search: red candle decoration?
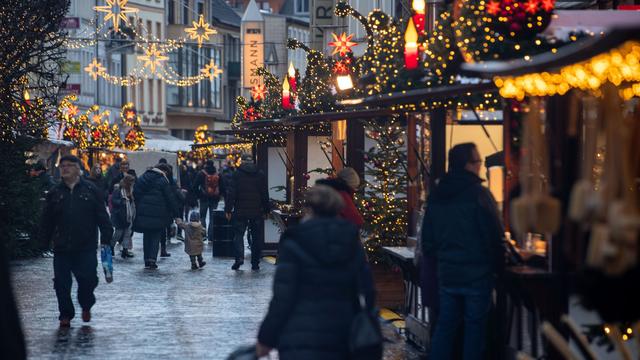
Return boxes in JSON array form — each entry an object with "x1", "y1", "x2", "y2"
[
  {"x1": 287, "y1": 62, "x2": 297, "y2": 93},
  {"x1": 412, "y1": 0, "x2": 426, "y2": 34},
  {"x1": 404, "y1": 18, "x2": 419, "y2": 70},
  {"x1": 281, "y1": 78, "x2": 292, "y2": 110}
]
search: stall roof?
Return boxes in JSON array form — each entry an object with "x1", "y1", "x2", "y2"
[
  {"x1": 461, "y1": 26, "x2": 640, "y2": 78},
  {"x1": 191, "y1": 140, "x2": 253, "y2": 148},
  {"x1": 340, "y1": 81, "x2": 496, "y2": 108},
  {"x1": 143, "y1": 139, "x2": 193, "y2": 152}
]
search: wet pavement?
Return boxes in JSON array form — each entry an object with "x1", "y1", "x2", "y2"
[{"x1": 11, "y1": 234, "x2": 422, "y2": 359}]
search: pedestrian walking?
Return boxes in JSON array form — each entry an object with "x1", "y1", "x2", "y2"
[
  {"x1": 193, "y1": 160, "x2": 221, "y2": 239},
  {"x1": 29, "y1": 160, "x2": 56, "y2": 197},
  {"x1": 178, "y1": 161, "x2": 196, "y2": 240},
  {"x1": 39, "y1": 155, "x2": 113, "y2": 327},
  {"x1": 422, "y1": 143, "x2": 505, "y2": 360},
  {"x1": 224, "y1": 155, "x2": 270, "y2": 270},
  {"x1": 158, "y1": 165, "x2": 182, "y2": 257},
  {"x1": 109, "y1": 159, "x2": 137, "y2": 194},
  {"x1": 256, "y1": 185, "x2": 379, "y2": 360},
  {"x1": 316, "y1": 167, "x2": 364, "y2": 228},
  {"x1": 86, "y1": 163, "x2": 108, "y2": 205},
  {"x1": 218, "y1": 159, "x2": 235, "y2": 201},
  {"x1": 133, "y1": 163, "x2": 178, "y2": 269},
  {"x1": 111, "y1": 174, "x2": 136, "y2": 259},
  {"x1": 176, "y1": 212, "x2": 206, "y2": 270}
]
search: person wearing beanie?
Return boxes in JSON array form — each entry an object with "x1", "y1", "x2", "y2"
[{"x1": 315, "y1": 167, "x2": 364, "y2": 228}]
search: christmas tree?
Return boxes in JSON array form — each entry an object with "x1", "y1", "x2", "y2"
[{"x1": 358, "y1": 118, "x2": 409, "y2": 263}]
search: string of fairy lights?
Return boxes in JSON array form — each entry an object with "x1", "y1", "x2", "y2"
[{"x1": 67, "y1": 0, "x2": 223, "y2": 88}]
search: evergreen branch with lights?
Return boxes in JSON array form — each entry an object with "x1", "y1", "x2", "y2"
[{"x1": 358, "y1": 118, "x2": 409, "y2": 264}]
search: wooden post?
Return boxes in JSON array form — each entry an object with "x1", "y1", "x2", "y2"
[
  {"x1": 430, "y1": 108, "x2": 447, "y2": 188},
  {"x1": 346, "y1": 119, "x2": 365, "y2": 182},
  {"x1": 332, "y1": 120, "x2": 346, "y2": 173},
  {"x1": 407, "y1": 114, "x2": 419, "y2": 236},
  {"x1": 286, "y1": 129, "x2": 308, "y2": 204},
  {"x1": 503, "y1": 103, "x2": 513, "y2": 232}
]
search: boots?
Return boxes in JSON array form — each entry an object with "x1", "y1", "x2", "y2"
[
  {"x1": 197, "y1": 255, "x2": 206, "y2": 268},
  {"x1": 160, "y1": 245, "x2": 171, "y2": 257}
]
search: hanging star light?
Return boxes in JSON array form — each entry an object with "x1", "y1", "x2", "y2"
[
  {"x1": 251, "y1": 84, "x2": 266, "y2": 101},
  {"x1": 185, "y1": 14, "x2": 217, "y2": 47},
  {"x1": 541, "y1": 0, "x2": 555, "y2": 11},
  {"x1": 328, "y1": 33, "x2": 357, "y2": 56},
  {"x1": 138, "y1": 43, "x2": 169, "y2": 73},
  {"x1": 85, "y1": 59, "x2": 107, "y2": 80},
  {"x1": 65, "y1": 104, "x2": 79, "y2": 118},
  {"x1": 200, "y1": 60, "x2": 223, "y2": 80},
  {"x1": 524, "y1": 0, "x2": 539, "y2": 14},
  {"x1": 94, "y1": 0, "x2": 138, "y2": 33},
  {"x1": 486, "y1": 1, "x2": 501, "y2": 15}
]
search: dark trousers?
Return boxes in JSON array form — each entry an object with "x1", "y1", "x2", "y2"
[
  {"x1": 143, "y1": 230, "x2": 161, "y2": 263},
  {"x1": 53, "y1": 251, "x2": 98, "y2": 320},
  {"x1": 160, "y1": 225, "x2": 172, "y2": 252},
  {"x1": 429, "y1": 277, "x2": 493, "y2": 360},
  {"x1": 232, "y1": 216, "x2": 264, "y2": 265},
  {"x1": 199, "y1": 197, "x2": 219, "y2": 236}
]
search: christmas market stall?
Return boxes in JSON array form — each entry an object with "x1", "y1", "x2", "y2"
[{"x1": 461, "y1": 25, "x2": 640, "y2": 359}]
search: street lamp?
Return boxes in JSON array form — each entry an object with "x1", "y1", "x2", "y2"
[{"x1": 336, "y1": 73, "x2": 354, "y2": 91}]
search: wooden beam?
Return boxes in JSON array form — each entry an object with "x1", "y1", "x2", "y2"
[
  {"x1": 286, "y1": 129, "x2": 308, "y2": 204},
  {"x1": 331, "y1": 121, "x2": 346, "y2": 173},
  {"x1": 407, "y1": 114, "x2": 419, "y2": 236}
]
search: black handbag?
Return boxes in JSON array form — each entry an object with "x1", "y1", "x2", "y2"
[{"x1": 349, "y1": 256, "x2": 383, "y2": 359}]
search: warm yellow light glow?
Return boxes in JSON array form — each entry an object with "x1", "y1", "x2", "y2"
[
  {"x1": 282, "y1": 77, "x2": 290, "y2": 92},
  {"x1": 494, "y1": 41, "x2": 640, "y2": 100},
  {"x1": 23, "y1": 90, "x2": 30, "y2": 101},
  {"x1": 94, "y1": 0, "x2": 138, "y2": 33},
  {"x1": 412, "y1": 0, "x2": 426, "y2": 13},
  {"x1": 405, "y1": 18, "x2": 419, "y2": 44},
  {"x1": 200, "y1": 60, "x2": 223, "y2": 80},
  {"x1": 137, "y1": 44, "x2": 169, "y2": 73},
  {"x1": 185, "y1": 14, "x2": 217, "y2": 47},
  {"x1": 337, "y1": 74, "x2": 354, "y2": 90},
  {"x1": 288, "y1": 62, "x2": 295, "y2": 78}
]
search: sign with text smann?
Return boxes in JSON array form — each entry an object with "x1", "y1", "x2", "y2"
[{"x1": 242, "y1": 24, "x2": 264, "y2": 89}]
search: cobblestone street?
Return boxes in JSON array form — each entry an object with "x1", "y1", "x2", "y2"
[{"x1": 11, "y1": 234, "x2": 420, "y2": 360}]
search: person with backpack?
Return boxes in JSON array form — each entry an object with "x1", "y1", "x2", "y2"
[{"x1": 193, "y1": 160, "x2": 220, "y2": 239}]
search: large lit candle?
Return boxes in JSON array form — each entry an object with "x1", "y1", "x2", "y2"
[
  {"x1": 287, "y1": 62, "x2": 297, "y2": 93},
  {"x1": 412, "y1": 0, "x2": 426, "y2": 34},
  {"x1": 282, "y1": 78, "x2": 291, "y2": 110},
  {"x1": 404, "y1": 18, "x2": 419, "y2": 70}
]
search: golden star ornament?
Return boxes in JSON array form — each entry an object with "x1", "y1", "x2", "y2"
[
  {"x1": 94, "y1": 0, "x2": 138, "y2": 33},
  {"x1": 201, "y1": 60, "x2": 223, "y2": 80},
  {"x1": 138, "y1": 44, "x2": 169, "y2": 73},
  {"x1": 185, "y1": 15, "x2": 217, "y2": 47},
  {"x1": 84, "y1": 59, "x2": 107, "y2": 80}
]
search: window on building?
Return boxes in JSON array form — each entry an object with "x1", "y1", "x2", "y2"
[
  {"x1": 295, "y1": 0, "x2": 309, "y2": 14},
  {"x1": 156, "y1": 22, "x2": 162, "y2": 40},
  {"x1": 157, "y1": 79, "x2": 163, "y2": 114},
  {"x1": 168, "y1": 0, "x2": 175, "y2": 24},
  {"x1": 148, "y1": 79, "x2": 154, "y2": 113},
  {"x1": 182, "y1": 0, "x2": 189, "y2": 24},
  {"x1": 197, "y1": 0, "x2": 204, "y2": 15}
]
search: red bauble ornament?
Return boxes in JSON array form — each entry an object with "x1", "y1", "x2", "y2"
[
  {"x1": 92, "y1": 130, "x2": 101, "y2": 140},
  {"x1": 304, "y1": 174, "x2": 310, "y2": 180}
]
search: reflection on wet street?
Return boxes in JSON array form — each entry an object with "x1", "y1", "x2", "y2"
[{"x1": 12, "y1": 235, "x2": 421, "y2": 359}]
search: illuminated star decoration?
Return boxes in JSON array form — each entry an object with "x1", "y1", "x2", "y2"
[
  {"x1": 328, "y1": 33, "x2": 357, "y2": 56},
  {"x1": 524, "y1": 0, "x2": 539, "y2": 14},
  {"x1": 138, "y1": 44, "x2": 169, "y2": 73},
  {"x1": 65, "y1": 104, "x2": 79, "y2": 118},
  {"x1": 541, "y1": 0, "x2": 555, "y2": 12},
  {"x1": 333, "y1": 59, "x2": 351, "y2": 75},
  {"x1": 200, "y1": 60, "x2": 223, "y2": 80},
  {"x1": 251, "y1": 84, "x2": 266, "y2": 102},
  {"x1": 84, "y1": 59, "x2": 106, "y2": 80},
  {"x1": 486, "y1": 1, "x2": 501, "y2": 15},
  {"x1": 185, "y1": 14, "x2": 218, "y2": 47},
  {"x1": 94, "y1": 0, "x2": 138, "y2": 33}
]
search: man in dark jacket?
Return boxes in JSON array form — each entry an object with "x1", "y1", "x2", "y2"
[
  {"x1": 40, "y1": 155, "x2": 113, "y2": 327},
  {"x1": 109, "y1": 160, "x2": 137, "y2": 194},
  {"x1": 422, "y1": 143, "x2": 505, "y2": 360},
  {"x1": 218, "y1": 159, "x2": 234, "y2": 200},
  {"x1": 133, "y1": 163, "x2": 178, "y2": 269},
  {"x1": 193, "y1": 160, "x2": 220, "y2": 239},
  {"x1": 225, "y1": 156, "x2": 270, "y2": 270}
]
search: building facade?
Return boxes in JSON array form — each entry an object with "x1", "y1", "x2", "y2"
[{"x1": 165, "y1": 0, "x2": 241, "y2": 140}]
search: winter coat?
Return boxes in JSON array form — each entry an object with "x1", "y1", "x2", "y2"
[
  {"x1": 132, "y1": 169, "x2": 178, "y2": 232},
  {"x1": 86, "y1": 176, "x2": 108, "y2": 204},
  {"x1": 219, "y1": 167, "x2": 234, "y2": 199},
  {"x1": 421, "y1": 170, "x2": 505, "y2": 287},
  {"x1": 109, "y1": 169, "x2": 137, "y2": 194},
  {"x1": 224, "y1": 163, "x2": 269, "y2": 218},
  {"x1": 258, "y1": 217, "x2": 374, "y2": 360},
  {"x1": 111, "y1": 188, "x2": 135, "y2": 229},
  {"x1": 177, "y1": 221, "x2": 205, "y2": 256},
  {"x1": 35, "y1": 172, "x2": 56, "y2": 196},
  {"x1": 40, "y1": 179, "x2": 113, "y2": 253},
  {"x1": 316, "y1": 177, "x2": 364, "y2": 227}
]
